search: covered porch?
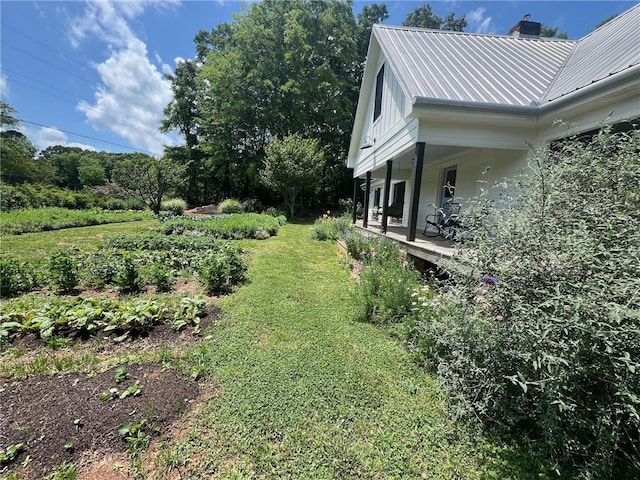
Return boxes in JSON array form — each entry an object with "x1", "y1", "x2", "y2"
[{"x1": 352, "y1": 217, "x2": 455, "y2": 265}]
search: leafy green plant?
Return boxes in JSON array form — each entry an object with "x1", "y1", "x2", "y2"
[
  {"x1": 219, "y1": 198, "x2": 244, "y2": 214},
  {"x1": 410, "y1": 126, "x2": 640, "y2": 477},
  {"x1": 148, "y1": 263, "x2": 176, "y2": 293},
  {"x1": 47, "y1": 250, "x2": 79, "y2": 293},
  {"x1": 119, "y1": 420, "x2": 150, "y2": 457},
  {"x1": 197, "y1": 244, "x2": 247, "y2": 295},
  {"x1": 0, "y1": 258, "x2": 41, "y2": 298},
  {"x1": 114, "y1": 253, "x2": 142, "y2": 294},
  {"x1": 0, "y1": 443, "x2": 23, "y2": 465},
  {"x1": 44, "y1": 461, "x2": 77, "y2": 480},
  {"x1": 172, "y1": 295, "x2": 206, "y2": 333},
  {"x1": 115, "y1": 365, "x2": 128, "y2": 383},
  {"x1": 119, "y1": 380, "x2": 142, "y2": 399}
]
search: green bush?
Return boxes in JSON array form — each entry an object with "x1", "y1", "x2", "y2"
[
  {"x1": 409, "y1": 126, "x2": 640, "y2": 477},
  {"x1": 348, "y1": 233, "x2": 421, "y2": 324},
  {"x1": 311, "y1": 215, "x2": 352, "y2": 241},
  {"x1": 219, "y1": 198, "x2": 244, "y2": 214},
  {"x1": 114, "y1": 253, "x2": 142, "y2": 294},
  {"x1": 160, "y1": 198, "x2": 187, "y2": 215},
  {"x1": 47, "y1": 250, "x2": 79, "y2": 293},
  {"x1": 197, "y1": 244, "x2": 247, "y2": 295},
  {"x1": 148, "y1": 263, "x2": 176, "y2": 293},
  {"x1": 0, "y1": 259, "x2": 42, "y2": 298}
]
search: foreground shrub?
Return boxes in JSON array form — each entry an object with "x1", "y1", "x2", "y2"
[
  {"x1": 409, "y1": 126, "x2": 640, "y2": 477},
  {"x1": 0, "y1": 259, "x2": 42, "y2": 298},
  {"x1": 347, "y1": 231, "x2": 421, "y2": 324},
  {"x1": 197, "y1": 244, "x2": 247, "y2": 295},
  {"x1": 47, "y1": 250, "x2": 79, "y2": 293},
  {"x1": 219, "y1": 198, "x2": 244, "y2": 214}
]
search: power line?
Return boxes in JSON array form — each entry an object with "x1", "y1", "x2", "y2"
[
  {"x1": 1, "y1": 23, "x2": 89, "y2": 69},
  {"x1": 1, "y1": 41, "x2": 90, "y2": 82},
  {"x1": 19, "y1": 118, "x2": 156, "y2": 155}
]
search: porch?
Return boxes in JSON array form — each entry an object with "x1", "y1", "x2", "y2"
[{"x1": 353, "y1": 218, "x2": 455, "y2": 265}]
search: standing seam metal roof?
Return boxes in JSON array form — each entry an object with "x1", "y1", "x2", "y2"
[{"x1": 373, "y1": 4, "x2": 640, "y2": 107}]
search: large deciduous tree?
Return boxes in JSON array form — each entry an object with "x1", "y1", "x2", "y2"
[
  {"x1": 260, "y1": 134, "x2": 324, "y2": 218},
  {"x1": 112, "y1": 153, "x2": 185, "y2": 214}
]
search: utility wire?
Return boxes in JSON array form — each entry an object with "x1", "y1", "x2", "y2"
[
  {"x1": 19, "y1": 118, "x2": 156, "y2": 154},
  {"x1": 1, "y1": 41, "x2": 90, "y2": 82}
]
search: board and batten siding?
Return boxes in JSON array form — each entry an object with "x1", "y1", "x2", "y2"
[
  {"x1": 354, "y1": 55, "x2": 417, "y2": 178},
  {"x1": 415, "y1": 148, "x2": 529, "y2": 230}
]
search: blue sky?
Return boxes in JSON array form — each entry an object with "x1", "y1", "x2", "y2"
[{"x1": 1, "y1": 0, "x2": 637, "y2": 155}]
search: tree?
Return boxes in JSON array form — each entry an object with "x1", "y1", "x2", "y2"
[
  {"x1": 0, "y1": 101, "x2": 41, "y2": 184},
  {"x1": 192, "y1": 0, "x2": 359, "y2": 203},
  {"x1": 356, "y1": 3, "x2": 389, "y2": 62},
  {"x1": 260, "y1": 134, "x2": 324, "y2": 217},
  {"x1": 402, "y1": 4, "x2": 466, "y2": 31},
  {"x1": 112, "y1": 153, "x2": 185, "y2": 214},
  {"x1": 540, "y1": 25, "x2": 569, "y2": 39}
]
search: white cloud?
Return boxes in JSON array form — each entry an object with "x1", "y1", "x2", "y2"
[
  {"x1": 466, "y1": 7, "x2": 495, "y2": 34},
  {"x1": 27, "y1": 125, "x2": 98, "y2": 152},
  {"x1": 68, "y1": 0, "x2": 180, "y2": 155}
]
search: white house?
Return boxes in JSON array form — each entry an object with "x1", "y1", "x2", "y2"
[{"x1": 347, "y1": 5, "x2": 640, "y2": 249}]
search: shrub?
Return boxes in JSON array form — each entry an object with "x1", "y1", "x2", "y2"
[
  {"x1": 409, "y1": 126, "x2": 640, "y2": 477},
  {"x1": 47, "y1": 250, "x2": 79, "y2": 293},
  {"x1": 219, "y1": 198, "x2": 244, "y2": 214},
  {"x1": 311, "y1": 214, "x2": 352, "y2": 241},
  {"x1": 348, "y1": 233, "x2": 421, "y2": 324},
  {"x1": 160, "y1": 198, "x2": 187, "y2": 215},
  {"x1": 0, "y1": 259, "x2": 41, "y2": 297},
  {"x1": 197, "y1": 244, "x2": 247, "y2": 295},
  {"x1": 148, "y1": 263, "x2": 176, "y2": 293},
  {"x1": 114, "y1": 253, "x2": 142, "y2": 294}
]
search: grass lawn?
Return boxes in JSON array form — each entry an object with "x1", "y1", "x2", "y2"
[
  {"x1": 152, "y1": 222, "x2": 551, "y2": 479},
  {"x1": 0, "y1": 219, "x2": 159, "y2": 261}
]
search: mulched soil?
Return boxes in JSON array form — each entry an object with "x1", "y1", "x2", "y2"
[{"x1": 0, "y1": 308, "x2": 221, "y2": 479}]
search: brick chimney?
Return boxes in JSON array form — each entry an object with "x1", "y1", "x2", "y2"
[{"x1": 508, "y1": 14, "x2": 541, "y2": 38}]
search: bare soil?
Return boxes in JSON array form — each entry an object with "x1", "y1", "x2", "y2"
[{"x1": 0, "y1": 308, "x2": 221, "y2": 479}]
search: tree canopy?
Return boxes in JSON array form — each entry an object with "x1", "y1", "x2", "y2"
[
  {"x1": 260, "y1": 134, "x2": 325, "y2": 217},
  {"x1": 402, "y1": 4, "x2": 467, "y2": 31}
]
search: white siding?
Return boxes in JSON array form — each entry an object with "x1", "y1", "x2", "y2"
[{"x1": 415, "y1": 148, "x2": 529, "y2": 231}]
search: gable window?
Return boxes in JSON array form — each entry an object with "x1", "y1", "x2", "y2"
[{"x1": 373, "y1": 64, "x2": 384, "y2": 122}]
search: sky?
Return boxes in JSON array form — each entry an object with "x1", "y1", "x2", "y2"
[{"x1": 1, "y1": 0, "x2": 637, "y2": 156}]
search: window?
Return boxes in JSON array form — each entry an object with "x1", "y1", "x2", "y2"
[
  {"x1": 373, "y1": 188, "x2": 381, "y2": 207},
  {"x1": 440, "y1": 167, "x2": 457, "y2": 206},
  {"x1": 393, "y1": 181, "x2": 405, "y2": 205},
  {"x1": 373, "y1": 65, "x2": 384, "y2": 121}
]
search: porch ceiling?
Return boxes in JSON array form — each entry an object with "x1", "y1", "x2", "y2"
[{"x1": 368, "y1": 144, "x2": 468, "y2": 179}]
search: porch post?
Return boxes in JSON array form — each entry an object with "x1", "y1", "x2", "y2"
[
  {"x1": 407, "y1": 142, "x2": 425, "y2": 241},
  {"x1": 351, "y1": 178, "x2": 358, "y2": 224},
  {"x1": 381, "y1": 159, "x2": 393, "y2": 234},
  {"x1": 363, "y1": 171, "x2": 371, "y2": 228}
]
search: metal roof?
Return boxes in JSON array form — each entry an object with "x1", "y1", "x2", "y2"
[
  {"x1": 374, "y1": 25, "x2": 575, "y2": 107},
  {"x1": 372, "y1": 4, "x2": 639, "y2": 107},
  {"x1": 543, "y1": 3, "x2": 640, "y2": 102}
]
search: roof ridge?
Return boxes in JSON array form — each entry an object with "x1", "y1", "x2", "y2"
[{"x1": 373, "y1": 23, "x2": 576, "y2": 43}]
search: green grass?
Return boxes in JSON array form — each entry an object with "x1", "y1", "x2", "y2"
[
  {"x1": 156, "y1": 223, "x2": 552, "y2": 479},
  {"x1": 0, "y1": 220, "x2": 158, "y2": 261}
]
